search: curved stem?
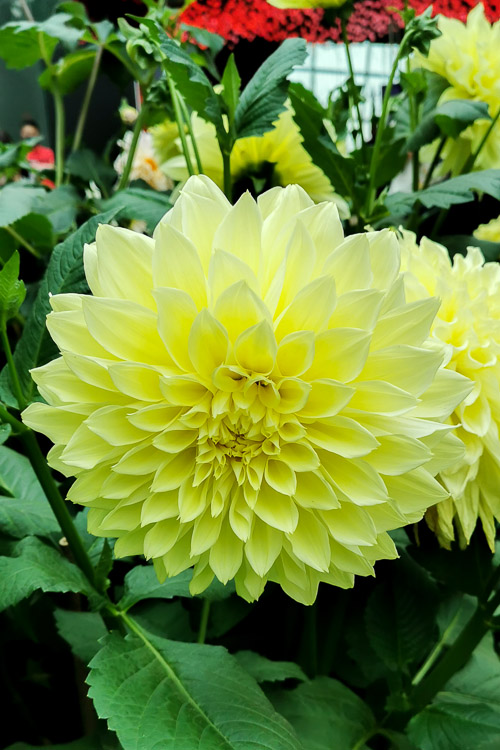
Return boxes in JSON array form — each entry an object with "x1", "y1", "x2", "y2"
[
  {"x1": 340, "y1": 18, "x2": 366, "y2": 158},
  {"x1": 72, "y1": 45, "x2": 103, "y2": 153},
  {"x1": 4, "y1": 225, "x2": 41, "y2": 259},
  {"x1": 422, "y1": 135, "x2": 446, "y2": 190},
  {"x1": 197, "y1": 599, "x2": 211, "y2": 644},
  {"x1": 365, "y1": 36, "x2": 407, "y2": 218},
  {"x1": 168, "y1": 76, "x2": 195, "y2": 178},
  {"x1": 222, "y1": 150, "x2": 232, "y2": 201},
  {"x1": 117, "y1": 102, "x2": 147, "y2": 191}
]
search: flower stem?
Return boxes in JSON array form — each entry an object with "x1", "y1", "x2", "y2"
[
  {"x1": 365, "y1": 37, "x2": 407, "y2": 219},
  {"x1": 0, "y1": 327, "x2": 27, "y2": 410},
  {"x1": 4, "y1": 225, "x2": 41, "y2": 259},
  {"x1": 462, "y1": 107, "x2": 500, "y2": 174},
  {"x1": 422, "y1": 135, "x2": 446, "y2": 190},
  {"x1": 340, "y1": 18, "x2": 366, "y2": 158},
  {"x1": 168, "y1": 76, "x2": 195, "y2": 178},
  {"x1": 197, "y1": 599, "x2": 211, "y2": 644},
  {"x1": 178, "y1": 95, "x2": 203, "y2": 174},
  {"x1": 222, "y1": 150, "x2": 232, "y2": 201},
  {"x1": 71, "y1": 45, "x2": 103, "y2": 153},
  {"x1": 117, "y1": 102, "x2": 148, "y2": 191}
]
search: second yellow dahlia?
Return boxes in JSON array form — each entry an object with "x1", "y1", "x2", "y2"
[{"x1": 23, "y1": 177, "x2": 471, "y2": 604}]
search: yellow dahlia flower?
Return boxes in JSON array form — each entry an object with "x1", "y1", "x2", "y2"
[
  {"x1": 23, "y1": 177, "x2": 471, "y2": 604},
  {"x1": 163, "y1": 103, "x2": 350, "y2": 217},
  {"x1": 401, "y1": 231, "x2": 500, "y2": 550},
  {"x1": 414, "y1": 4, "x2": 500, "y2": 175},
  {"x1": 473, "y1": 215, "x2": 500, "y2": 243},
  {"x1": 114, "y1": 131, "x2": 172, "y2": 192}
]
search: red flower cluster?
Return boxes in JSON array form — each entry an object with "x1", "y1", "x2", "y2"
[{"x1": 180, "y1": 0, "x2": 500, "y2": 43}]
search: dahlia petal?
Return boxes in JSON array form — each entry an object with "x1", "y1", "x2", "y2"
[
  {"x1": 360, "y1": 346, "x2": 444, "y2": 396},
  {"x1": 297, "y1": 203, "x2": 344, "y2": 272},
  {"x1": 323, "y1": 234, "x2": 372, "y2": 294},
  {"x1": 365, "y1": 435, "x2": 432, "y2": 475},
  {"x1": 410, "y1": 368, "x2": 473, "y2": 419},
  {"x1": 234, "y1": 320, "x2": 277, "y2": 374},
  {"x1": 93, "y1": 225, "x2": 155, "y2": 308},
  {"x1": 212, "y1": 191, "x2": 262, "y2": 275},
  {"x1": 276, "y1": 331, "x2": 315, "y2": 376},
  {"x1": 141, "y1": 490, "x2": 179, "y2": 524},
  {"x1": 160, "y1": 376, "x2": 209, "y2": 406},
  {"x1": 191, "y1": 509, "x2": 224, "y2": 555},
  {"x1": 100, "y1": 501, "x2": 142, "y2": 532},
  {"x1": 294, "y1": 471, "x2": 339, "y2": 510},
  {"x1": 188, "y1": 309, "x2": 229, "y2": 378},
  {"x1": 307, "y1": 417, "x2": 379, "y2": 458},
  {"x1": 153, "y1": 429, "x2": 197, "y2": 453},
  {"x1": 320, "y1": 453, "x2": 388, "y2": 505},
  {"x1": 85, "y1": 406, "x2": 145, "y2": 446},
  {"x1": 144, "y1": 519, "x2": 181, "y2": 558},
  {"x1": 152, "y1": 450, "x2": 196, "y2": 491},
  {"x1": 47, "y1": 310, "x2": 115, "y2": 359},
  {"x1": 328, "y1": 540, "x2": 375, "y2": 576},
  {"x1": 274, "y1": 222, "x2": 316, "y2": 315},
  {"x1": 306, "y1": 329, "x2": 371, "y2": 382},
  {"x1": 329, "y1": 289, "x2": 383, "y2": 329},
  {"x1": 460, "y1": 393, "x2": 492, "y2": 437},
  {"x1": 265, "y1": 459, "x2": 297, "y2": 496},
  {"x1": 127, "y1": 405, "x2": 182, "y2": 432},
  {"x1": 254, "y1": 482, "x2": 299, "y2": 533},
  {"x1": 113, "y1": 526, "x2": 149, "y2": 557},
  {"x1": 178, "y1": 479, "x2": 209, "y2": 522},
  {"x1": 154, "y1": 287, "x2": 197, "y2": 371},
  {"x1": 22, "y1": 402, "x2": 86, "y2": 444},
  {"x1": 82, "y1": 297, "x2": 169, "y2": 365},
  {"x1": 62, "y1": 353, "x2": 116, "y2": 391},
  {"x1": 60, "y1": 424, "x2": 121, "y2": 469},
  {"x1": 276, "y1": 377, "x2": 311, "y2": 413},
  {"x1": 100, "y1": 472, "x2": 148, "y2": 499},
  {"x1": 367, "y1": 229, "x2": 400, "y2": 289},
  {"x1": 321, "y1": 504, "x2": 378, "y2": 545},
  {"x1": 298, "y1": 379, "x2": 354, "y2": 418},
  {"x1": 384, "y1": 468, "x2": 449, "y2": 519},
  {"x1": 108, "y1": 362, "x2": 164, "y2": 402},
  {"x1": 153, "y1": 223, "x2": 207, "y2": 309},
  {"x1": 209, "y1": 249, "x2": 259, "y2": 303},
  {"x1": 347, "y1": 380, "x2": 419, "y2": 415},
  {"x1": 214, "y1": 280, "x2": 270, "y2": 342},
  {"x1": 275, "y1": 276, "x2": 336, "y2": 341},
  {"x1": 371, "y1": 298, "x2": 441, "y2": 350},
  {"x1": 228, "y1": 491, "x2": 253, "y2": 542},
  {"x1": 244, "y1": 518, "x2": 282, "y2": 577},
  {"x1": 209, "y1": 518, "x2": 243, "y2": 583},
  {"x1": 287, "y1": 508, "x2": 330, "y2": 572},
  {"x1": 278, "y1": 441, "x2": 320, "y2": 471}
]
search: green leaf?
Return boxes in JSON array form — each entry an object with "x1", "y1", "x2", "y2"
[
  {"x1": 289, "y1": 83, "x2": 355, "y2": 201},
  {"x1": 119, "y1": 566, "x2": 192, "y2": 611},
  {"x1": 32, "y1": 185, "x2": 79, "y2": 235},
  {"x1": 221, "y1": 54, "x2": 241, "y2": 125},
  {"x1": 0, "y1": 251, "x2": 25, "y2": 327},
  {"x1": 271, "y1": 677, "x2": 375, "y2": 750},
  {"x1": 0, "y1": 209, "x2": 119, "y2": 407},
  {"x1": 0, "y1": 14, "x2": 82, "y2": 70},
  {"x1": 235, "y1": 39, "x2": 307, "y2": 140},
  {"x1": 39, "y1": 47, "x2": 97, "y2": 94},
  {"x1": 364, "y1": 553, "x2": 439, "y2": 672},
  {"x1": 0, "y1": 183, "x2": 46, "y2": 227},
  {"x1": 386, "y1": 169, "x2": 500, "y2": 213},
  {"x1": 408, "y1": 636, "x2": 500, "y2": 750},
  {"x1": 0, "y1": 536, "x2": 92, "y2": 612},
  {"x1": 66, "y1": 149, "x2": 116, "y2": 193},
  {"x1": 54, "y1": 609, "x2": 107, "y2": 663},
  {"x1": 99, "y1": 187, "x2": 171, "y2": 233},
  {"x1": 87, "y1": 631, "x2": 303, "y2": 750},
  {"x1": 12, "y1": 212, "x2": 54, "y2": 252},
  {"x1": 6, "y1": 740, "x2": 103, "y2": 750},
  {"x1": 234, "y1": 651, "x2": 306, "y2": 684},
  {"x1": 158, "y1": 34, "x2": 224, "y2": 134},
  {"x1": 0, "y1": 444, "x2": 58, "y2": 540},
  {"x1": 435, "y1": 99, "x2": 491, "y2": 138}
]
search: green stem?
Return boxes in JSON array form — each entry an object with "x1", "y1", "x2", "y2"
[
  {"x1": 406, "y1": 58, "x2": 420, "y2": 193},
  {"x1": 462, "y1": 107, "x2": 500, "y2": 174},
  {"x1": 167, "y1": 76, "x2": 195, "y2": 178},
  {"x1": 4, "y1": 225, "x2": 41, "y2": 259},
  {"x1": 38, "y1": 32, "x2": 65, "y2": 187},
  {"x1": 178, "y1": 95, "x2": 203, "y2": 174},
  {"x1": 0, "y1": 327, "x2": 27, "y2": 410},
  {"x1": 340, "y1": 18, "x2": 366, "y2": 158},
  {"x1": 197, "y1": 599, "x2": 211, "y2": 644},
  {"x1": 222, "y1": 150, "x2": 232, "y2": 201},
  {"x1": 117, "y1": 103, "x2": 148, "y2": 191},
  {"x1": 365, "y1": 35, "x2": 408, "y2": 218},
  {"x1": 18, "y1": 0, "x2": 34, "y2": 21},
  {"x1": 422, "y1": 135, "x2": 446, "y2": 190},
  {"x1": 71, "y1": 45, "x2": 103, "y2": 153}
]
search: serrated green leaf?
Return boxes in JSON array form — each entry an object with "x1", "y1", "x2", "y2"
[
  {"x1": 234, "y1": 651, "x2": 306, "y2": 684},
  {"x1": 235, "y1": 39, "x2": 307, "y2": 140},
  {"x1": 0, "y1": 536, "x2": 92, "y2": 612},
  {"x1": 0, "y1": 209, "x2": 119, "y2": 407},
  {"x1": 364, "y1": 553, "x2": 439, "y2": 672},
  {"x1": 0, "y1": 183, "x2": 46, "y2": 227},
  {"x1": 87, "y1": 631, "x2": 303, "y2": 750},
  {"x1": 99, "y1": 187, "x2": 171, "y2": 233},
  {"x1": 408, "y1": 636, "x2": 500, "y2": 750},
  {"x1": 0, "y1": 444, "x2": 58, "y2": 539},
  {"x1": 0, "y1": 251, "x2": 25, "y2": 327},
  {"x1": 54, "y1": 609, "x2": 107, "y2": 663},
  {"x1": 119, "y1": 566, "x2": 192, "y2": 611},
  {"x1": 271, "y1": 677, "x2": 375, "y2": 750},
  {"x1": 12, "y1": 212, "x2": 54, "y2": 252},
  {"x1": 32, "y1": 185, "x2": 78, "y2": 235},
  {"x1": 435, "y1": 99, "x2": 491, "y2": 138},
  {"x1": 386, "y1": 169, "x2": 500, "y2": 213}
]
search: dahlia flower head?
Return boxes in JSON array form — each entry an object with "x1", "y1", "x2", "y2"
[
  {"x1": 413, "y1": 4, "x2": 500, "y2": 175},
  {"x1": 114, "y1": 130, "x2": 172, "y2": 192},
  {"x1": 400, "y1": 231, "x2": 500, "y2": 551},
  {"x1": 162, "y1": 102, "x2": 350, "y2": 218},
  {"x1": 23, "y1": 177, "x2": 472, "y2": 605}
]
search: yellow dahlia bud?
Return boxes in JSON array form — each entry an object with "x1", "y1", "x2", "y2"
[
  {"x1": 163, "y1": 102, "x2": 350, "y2": 218},
  {"x1": 473, "y1": 215, "x2": 500, "y2": 243},
  {"x1": 414, "y1": 5, "x2": 500, "y2": 174},
  {"x1": 23, "y1": 177, "x2": 470, "y2": 604},
  {"x1": 400, "y1": 231, "x2": 500, "y2": 551}
]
